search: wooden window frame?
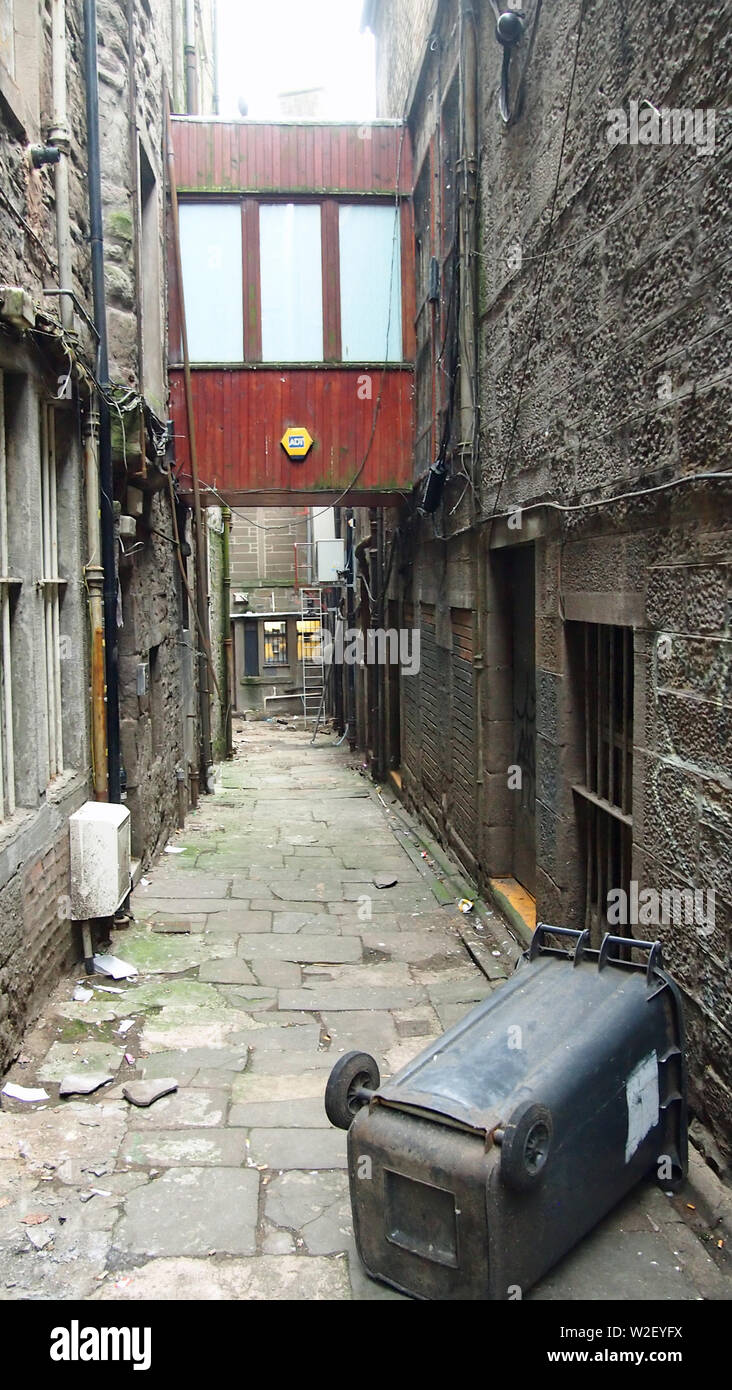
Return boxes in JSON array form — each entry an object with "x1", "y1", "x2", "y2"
[{"x1": 178, "y1": 193, "x2": 411, "y2": 369}]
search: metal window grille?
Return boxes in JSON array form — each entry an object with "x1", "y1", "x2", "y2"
[
  {"x1": 263, "y1": 621, "x2": 288, "y2": 666},
  {"x1": 40, "y1": 403, "x2": 63, "y2": 782},
  {"x1": 573, "y1": 623, "x2": 634, "y2": 945}
]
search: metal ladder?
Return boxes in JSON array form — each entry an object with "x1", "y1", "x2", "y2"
[{"x1": 299, "y1": 586, "x2": 324, "y2": 726}]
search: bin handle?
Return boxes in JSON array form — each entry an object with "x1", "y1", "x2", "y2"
[
  {"x1": 598, "y1": 934, "x2": 664, "y2": 984},
  {"x1": 529, "y1": 923, "x2": 585, "y2": 962}
]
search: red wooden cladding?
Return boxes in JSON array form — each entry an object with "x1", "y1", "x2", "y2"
[
  {"x1": 170, "y1": 366, "x2": 414, "y2": 500},
  {"x1": 172, "y1": 118, "x2": 413, "y2": 195}
]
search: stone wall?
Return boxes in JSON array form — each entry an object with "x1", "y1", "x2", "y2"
[
  {"x1": 0, "y1": 0, "x2": 215, "y2": 1071},
  {"x1": 365, "y1": 0, "x2": 438, "y2": 118},
  {"x1": 230, "y1": 508, "x2": 309, "y2": 613},
  {"x1": 370, "y1": 0, "x2": 732, "y2": 1164}
]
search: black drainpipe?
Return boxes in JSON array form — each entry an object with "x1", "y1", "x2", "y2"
[{"x1": 84, "y1": 0, "x2": 121, "y2": 803}]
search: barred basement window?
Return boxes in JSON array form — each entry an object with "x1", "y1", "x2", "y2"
[
  {"x1": 40, "y1": 403, "x2": 64, "y2": 782},
  {"x1": 573, "y1": 623, "x2": 634, "y2": 945},
  {"x1": 263, "y1": 621, "x2": 288, "y2": 666}
]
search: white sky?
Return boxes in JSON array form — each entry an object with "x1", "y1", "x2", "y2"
[{"x1": 216, "y1": 0, "x2": 376, "y2": 121}]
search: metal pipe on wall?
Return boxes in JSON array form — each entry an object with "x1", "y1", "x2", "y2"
[
  {"x1": 82, "y1": 406, "x2": 108, "y2": 799},
  {"x1": 165, "y1": 87, "x2": 214, "y2": 783},
  {"x1": 222, "y1": 505, "x2": 234, "y2": 758},
  {"x1": 184, "y1": 0, "x2": 198, "y2": 115},
  {"x1": 50, "y1": 0, "x2": 73, "y2": 331},
  {"x1": 84, "y1": 0, "x2": 121, "y2": 804}
]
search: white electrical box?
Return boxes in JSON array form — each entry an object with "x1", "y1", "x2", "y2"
[
  {"x1": 69, "y1": 801, "x2": 131, "y2": 920},
  {"x1": 317, "y1": 539, "x2": 345, "y2": 583}
]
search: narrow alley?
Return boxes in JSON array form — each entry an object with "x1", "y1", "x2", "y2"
[{"x1": 0, "y1": 725, "x2": 728, "y2": 1303}]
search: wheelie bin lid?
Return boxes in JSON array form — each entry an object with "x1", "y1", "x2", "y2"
[{"x1": 373, "y1": 927, "x2": 684, "y2": 1137}]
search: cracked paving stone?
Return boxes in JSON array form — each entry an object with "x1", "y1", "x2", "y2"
[
  {"x1": 141, "y1": 1046, "x2": 250, "y2": 1084},
  {"x1": 106, "y1": 929, "x2": 238, "y2": 975},
  {"x1": 98, "y1": 1254, "x2": 351, "y2": 1301},
  {"x1": 279, "y1": 985, "x2": 425, "y2": 1012},
  {"x1": 38, "y1": 1041, "x2": 127, "y2": 1083},
  {"x1": 125, "y1": 1087, "x2": 227, "y2": 1129},
  {"x1": 203, "y1": 910, "x2": 273, "y2": 933},
  {"x1": 251, "y1": 960, "x2": 302, "y2": 988},
  {"x1": 264, "y1": 1170, "x2": 352, "y2": 1255},
  {"x1": 197, "y1": 958, "x2": 257, "y2": 985},
  {"x1": 115, "y1": 1167, "x2": 259, "y2": 1258},
  {"x1": 119, "y1": 1128, "x2": 247, "y2": 1169},
  {"x1": 247, "y1": 1127, "x2": 347, "y2": 1170}
]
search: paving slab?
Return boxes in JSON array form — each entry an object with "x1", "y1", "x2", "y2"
[
  {"x1": 38, "y1": 1041, "x2": 126, "y2": 1083},
  {"x1": 100, "y1": 1254, "x2": 351, "y2": 1301},
  {"x1": 279, "y1": 985, "x2": 425, "y2": 1012},
  {"x1": 125, "y1": 1088, "x2": 228, "y2": 1130},
  {"x1": 198, "y1": 958, "x2": 258, "y2": 984},
  {"x1": 231, "y1": 1072, "x2": 330, "y2": 1104},
  {"x1": 247, "y1": 1127, "x2": 347, "y2": 1170},
  {"x1": 251, "y1": 959, "x2": 302, "y2": 988},
  {"x1": 135, "y1": 876, "x2": 231, "y2": 899},
  {"x1": 119, "y1": 1128, "x2": 247, "y2": 1169},
  {"x1": 265, "y1": 1170, "x2": 351, "y2": 1254},
  {"x1": 246, "y1": 1050, "x2": 335, "y2": 1076},
  {"x1": 230, "y1": 1097, "x2": 329, "y2": 1128},
  {"x1": 239, "y1": 1023, "x2": 322, "y2": 1053},
  {"x1": 236, "y1": 934, "x2": 361, "y2": 963},
  {"x1": 141, "y1": 1046, "x2": 250, "y2": 1082},
  {"x1": 321, "y1": 1010, "x2": 398, "y2": 1059},
  {"x1": 204, "y1": 909, "x2": 273, "y2": 932},
  {"x1": 116, "y1": 1168, "x2": 259, "y2": 1258}
]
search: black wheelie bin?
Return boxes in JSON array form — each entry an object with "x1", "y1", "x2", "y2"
[{"x1": 324, "y1": 925, "x2": 687, "y2": 1300}]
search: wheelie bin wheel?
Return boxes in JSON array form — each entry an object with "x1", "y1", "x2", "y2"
[
  {"x1": 500, "y1": 1099, "x2": 553, "y2": 1191},
  {"x1": 325, "y1": 1051, "x2": 381, "y2": 1130}
]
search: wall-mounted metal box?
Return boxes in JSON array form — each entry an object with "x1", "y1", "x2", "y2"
[{"x1": 69, "y1": 801, "x2": 131, "y2": 920}]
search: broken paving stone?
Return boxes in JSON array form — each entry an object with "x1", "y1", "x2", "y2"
[
  {"x1": 374, "y1": 874, "x2": 398, "y2": 889},
  {"x1": 1, "y1": 1084, "x2": 49, "y2": 1103},
  {"x1": 122, "y1": 1079, "x2": 178, "y2": 1109},
  {"x1": 26, "y1": 1225, "x2": 54, "y2": 1250},
  {"x1": 151, "y1": 921, "x2": 193, "y2": 934},
  {"x1": 93, "y1": 954, "x2": 138, "y2": 980},
  {"x1": 59, "y1": 1073, "x2": 115, "y2": 1098}
]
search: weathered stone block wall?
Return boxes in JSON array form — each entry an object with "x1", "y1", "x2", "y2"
[
  {"x1": 373, "y1": 0, "x2": 732, "y2": 1160},
  {"x1": 367, "y1": 0, "x2": 438, "y2": 118},
  {"x1": 230, "y1": 508, "x2": 309, "y2": 602}
]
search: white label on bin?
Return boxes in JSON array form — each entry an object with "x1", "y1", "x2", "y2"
[{"x1": 625, "y1": 1050, "x2": 660, "y2": 1162}]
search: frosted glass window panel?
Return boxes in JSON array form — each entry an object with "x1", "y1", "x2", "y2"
[
  {"x1": 178, "y1": 203, "x2": 243, "y2": 362},
  {"x1": 339, "y1": 204, "x2": 402, "y2": 362},
  {"x1": 260, "y1": 204, "x2": 323, "y2": 362}
]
